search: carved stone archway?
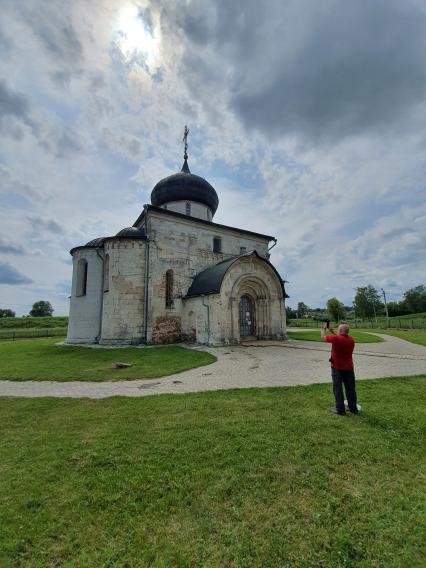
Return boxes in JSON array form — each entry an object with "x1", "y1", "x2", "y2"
[
  {"x1": 230, "y1": 274, "x2": 273, "y2": 341},
  {"x1": 185, "y1": 251, "x2": 286, "y2": 345}
]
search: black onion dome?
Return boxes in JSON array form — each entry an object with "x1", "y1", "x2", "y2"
[
  {"x1": 115, "y1": 226, "x2": 146, "y2": 238},
  {"x1": 150, "y1": 160, "x2": 219, "y2": 214}
]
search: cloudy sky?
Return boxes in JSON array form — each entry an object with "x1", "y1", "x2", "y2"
[{"x1": 1, "y1": 0, "x2": 425, "y2": 315}]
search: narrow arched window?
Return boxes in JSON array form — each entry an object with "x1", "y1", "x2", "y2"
[
  {"x1": 213, "y1": 237, "x2": 222, "y2": 253},
  {"x1": 165, "y1": 269, "x2": 173, "y2": 308},
  {"x1": 186, "y1": 202, "x2": 191, "y2": 216},
  {"x1": 103, "y1": 254, "x2": 109, "y2": 292},
  {"x1": 76, "y1": 259, "x2": 88, "y2": 296}
]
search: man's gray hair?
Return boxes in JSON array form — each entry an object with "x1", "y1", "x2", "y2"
[{"x1": 339, "y1": 323, "x2": 350, "y2": 335}]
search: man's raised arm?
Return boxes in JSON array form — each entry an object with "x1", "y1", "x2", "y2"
[{"x1": 321, "y1": 323, "x2": 336, "y2": 341}]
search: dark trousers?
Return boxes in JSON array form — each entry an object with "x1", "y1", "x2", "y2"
[{"x1": 331, "y1": 368, "x2": 357, "y2": 414}]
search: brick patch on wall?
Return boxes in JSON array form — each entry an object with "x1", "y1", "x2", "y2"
[{"x1": 152, "y1": 316, "x2": 182, "y2": 344}]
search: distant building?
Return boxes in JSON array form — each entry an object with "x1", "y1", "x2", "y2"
[{"x1": 66, "y1": 136, "x2": 287, "y2": 345}]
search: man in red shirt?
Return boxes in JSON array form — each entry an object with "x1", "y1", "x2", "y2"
[{"x1": 321, "y1": 322, "x2": 358, "y2": 415}]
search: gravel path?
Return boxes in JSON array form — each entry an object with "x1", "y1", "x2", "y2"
[{"x1": 0, "y1": 332, "x2": 425, "y2": 399}]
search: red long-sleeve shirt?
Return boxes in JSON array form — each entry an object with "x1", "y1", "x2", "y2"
[{"x1": 325, "y1": 334, "x2": 355, "y2": 370}]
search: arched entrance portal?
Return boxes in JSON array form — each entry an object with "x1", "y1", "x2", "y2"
[
  {"x1": 239, "y1": 295, "x2": 254, "y2": 337},
  {"x1": 229, "y1": 267, "x2": 283, "y2": 342}
]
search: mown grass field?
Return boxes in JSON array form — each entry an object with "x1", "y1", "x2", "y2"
[
  {"x1": 287, "y1": 330, "x2": 383, "y2": 343},
  {"x1": 358, "y1": 329, "x2": 426, "y2": 347},
  {"x1": 0, "y1": 327, "x2": 66, "y2": 340},
  {"x1": 0, "y1": 376, "x2": 425, "y2": 567},
  {"x1": 0, "y1": 316, "x2": 68, "y2": 329},
  {"x1": 390, "y1": 312, "x2": 426, "y2": 320},
  {"x1": 287, "y1": 327, "x2": 426, "y2": 347},
  {"x1": 0, "y1": 338, "x2": 215, "y2": 381},
  {"x1": 289, "y1": 313, "x2": 426, "y2": 330}
]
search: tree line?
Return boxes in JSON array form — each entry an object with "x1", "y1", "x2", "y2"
[
  {"x1": 0, "y1": 301, "x2": 54, "y2": 318},
  {"x1": 287, "y1": 284, "x2": 426, "y2": 321}
]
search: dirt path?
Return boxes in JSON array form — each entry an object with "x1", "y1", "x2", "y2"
[{"x1": 0, "y1": 333, "x2": 424, "y2": 399}]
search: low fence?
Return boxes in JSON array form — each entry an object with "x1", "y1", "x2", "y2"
[
  {"x1": 0, "y1": 328, "x2": 67, "y2": 340},
  {"x1": 288, "y1": 319, "x2": 426, "y2": 330}
]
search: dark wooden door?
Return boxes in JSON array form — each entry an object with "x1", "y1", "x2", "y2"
[{"x1": 239, "y1": 295, "x2": 254, "y2": 337}]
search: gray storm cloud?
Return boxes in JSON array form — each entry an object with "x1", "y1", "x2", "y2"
[
  {"x1": 172, "y1": 0, "x2": 426, "y2": 143},
  {"x1": 0, "y1": 0, "x2": 424, "y2": 311},
  {"x1": 0, "y1": 79, "x2": 82, "y2": 156},
  {"x1": 0, "y1": 238, "x2": 26, "y2": 255},
  {"x1": 0, "y1": 80, "x2": 37, "y2": 137},
  {"x1": 0, "y1": 262, "x2": 32, "y2": 285}
]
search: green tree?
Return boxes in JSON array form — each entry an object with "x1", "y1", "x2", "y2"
[
  {"x1": 326, "y1": 298, "x2": 346, "y2": 322},
  {"x1": 29, "y1": 301, "x2": 54, "y2": 317},
  {"x1": 353, "y1": 286, "x2": 382, "y2": 319},
  {"x1": 286, "y1": 306, "x2": 297, "y2": 319},
  {"x1": 386, "y1": 301, "x2": 402, "y2": 317},
  {"x1": 0, "y1": 308, "x2": 15, "y2": 318},
  {"x1": 386, "y1": 301, "x2": 410, "y2": 317},
  {"x1": 403, "y1": 285, "x2": 426, "y2": 314},
  {"x1": 297, "y1": 302, "x2": 309, "y2": 318}
]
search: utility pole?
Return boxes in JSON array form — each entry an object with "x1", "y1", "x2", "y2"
[{"x1": 381, "y1": 288, "x2": 389, "y2": 320}]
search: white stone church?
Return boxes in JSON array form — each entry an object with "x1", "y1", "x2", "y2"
[{"x1": 66, "y1": 136, "x2": 288, "y2": 345}]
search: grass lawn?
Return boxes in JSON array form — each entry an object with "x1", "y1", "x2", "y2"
[
  {"x1": 0, "y1": 327, "x2": 67, "y2": 339},
  {"x1": 0, "y1": 338, "x2": 216, "y2": 381},
  {"x1": 0, "y1": 376, "x2": 425, "y2": 567},
  {"x1": 358, "y1": 329, "x2": 426, "y2": 347},
  {"x1": 287, "y1": 330, "x2": 383, "y2": 343},
  {"x1": 0, "y1": 316, "x2": 68, "y2": 329},
  {"x1": 389, "y1": 312, "x2": 426, "y2": 320}
]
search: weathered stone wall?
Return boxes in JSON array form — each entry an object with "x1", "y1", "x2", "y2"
[
  {"x1": 100, "y1": 239, "x2": 146, "y2": 344},
  {"x1": 180, "y1": 254, "x2": 287, "y2": 346},
  {"x1": 220, "y1": 255, "x2": 286, "y2": 342},
  {"x1": 67, "y1": 210, "x2": 284, "y2": 346},
  {"x1": 181, "y1": 296, "x2": 211, "y2": 344},
  {"x1": 161, "y1": 200, "x2": 212, "y2": 221},
  {"x1": 152, "y1": 316, "x2": 181, "y2": 344},
  {"x1": 145, "y1": 211, "x2": 272, "y2": 344},
  {"x1": 66, "y1": 248, "x2": 103, "y2": 343}
]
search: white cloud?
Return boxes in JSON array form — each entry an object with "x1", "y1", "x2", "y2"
[{"x1": 0, "y1": 0, "x2": 425, "y2": 314}]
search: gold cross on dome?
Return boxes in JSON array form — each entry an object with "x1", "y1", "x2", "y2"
[{"x1": 183, "y1": 125, "x2": 189, "y2": 160}]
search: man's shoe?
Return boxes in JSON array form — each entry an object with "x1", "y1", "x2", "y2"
[
  {"x1": 344, "y1": 400, "x2": 362, "y2": 412},
  {"x1": 329, "y1": 407, "x2": 346, "y2": 416}
]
